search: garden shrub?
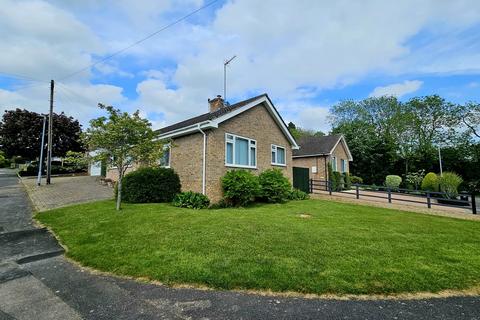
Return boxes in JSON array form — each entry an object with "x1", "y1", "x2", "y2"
[
  {"x1": 331, "y1": 171, "x2": 344, "y2": 191},
  {"x1": 172, "y1": 191, "x2": 210, "y2": 209},
  {"x1": 221, "y1": 170, "x2": 260, "y2": 206},
  {"x1": 258, "y1": 169, "x2": 291, "y2": 203},
  {"x1": 350, "y1": 175, "x2": 363, "y2": 184},
  {"x1": 421, "y1": 172, "x2": 439, "y2": 192},
  {"x1": 438, "y1": 172, "x2": 463, "y2": 199},
  {"x1": 343, "y1": 173, "x2": 352, "y2": 190},
  {"x1": 288, "y1": 188, "x2": 310, "y2": 200},
  {"x1": 385, "y1": 175, "x2": 402, "y2": 190},
  {"x1": 121, "y1": 167, "x2": 181, "y2": 203},
  {"x1": 0, "y1": 151, "x2": 9, "y2": 168},
  {"x1": 405, "y1": 169, "x2": 425, "y2": 190}
]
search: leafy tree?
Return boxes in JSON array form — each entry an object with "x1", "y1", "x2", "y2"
[
  {"x1": 84, "y1": 104, "x2": 165, "y2": 210},
  {"x1": 0, "y1": 108, "x2": 83, "y2": 159},
  {"x1": 288, "y1": 121, "x2": 325, "y2": 140},
  {"x1": 458, "y1": 102, "x2": 480, "y2": 139}
]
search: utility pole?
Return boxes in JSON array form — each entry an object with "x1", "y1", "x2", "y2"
[
  {"x1": 223, "y1": 55, "x2": 236, "y2": 101},
  {"x1": 46, "y1": 80, "x2": 54, "y2": 184},
  {"x1": 36, "y1": 115, "x2": 47, "y2": 186}
]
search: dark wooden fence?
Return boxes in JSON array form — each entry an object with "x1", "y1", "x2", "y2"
[{"x1": 309, "y1": 179, "x2": 477, "y2": 215}]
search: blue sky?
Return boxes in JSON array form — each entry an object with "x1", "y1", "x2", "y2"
[{"x1": 1, "y1": 0, "x2": 480, "y2": 133}]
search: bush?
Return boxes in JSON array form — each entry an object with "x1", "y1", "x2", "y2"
[
  {"x1": 405, "y1": 170, "x2": 425, "y2": 190},
  {"x1": 258, "y1": 169, "x2": 291, "y2": 203},
  {"x1": 385, "y1": 175, "x2": 402, "y2": 190},
  {"x1": 0, "y1": 151, "x2": 9, "y2": 168},
  {"x1": 438, "y1": 172, "x2": 463, "y2": 199},
  {"x1": 343, "y1": 173, "x2": 352, "y2": 190},
  {"x1": 172, "y1": 191, "x2": 210, "y2": 209},
  {"x1": 421, "y1": 172, "x2": 439, "y2": 192},
  {"x1": 121, "y1": 167, "x2": 181, "y2": 203},
  {"x1": 221, "y1": 170, "x2": 260, "y2": 206},
  {"x1": 288, "y1": 188, "x2": 310, "y2": 200},
  {"x1": 350, "y1": 175, "x2": 363, "y2": 184},
  {"x1": 331, "y1": 171, "x2": 344, "y2": 191}
]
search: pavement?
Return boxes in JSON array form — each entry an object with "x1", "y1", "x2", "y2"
[
  {"x1": 21, "y1": 175, "x2": 113, "y2": 212},
  {"x1": 1, "y1": 168, "x2": 480, "y2": 319}
]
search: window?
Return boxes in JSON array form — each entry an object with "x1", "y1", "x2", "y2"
[
  {"x1": 341, "y1": 159, "x2": 347, "y2": 173},
  {"x1": 331, "y1": 156, "x2": 337, "y2": 171},
  {"x1": 159, "y1": 145, "x2": 170, "y2": 167},
  {"x1": 271, "y1": 144, "x2": 286, "y2": 166},
  {"x1": 225, "y1": 133, "x2": 256, "y2": 168}
]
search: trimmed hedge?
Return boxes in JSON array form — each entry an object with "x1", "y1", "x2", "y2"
[
  {"x1": 385, "y1": 175, "x2": 402, "y2": 190},
  {"x1": 421, "y1": 172, "x2": 439, "y2": 192},
  {"x1": 173, "y1": 191, "x2": 210, "y2": 209},
  {"x1": 258, "y1": 169, "x2": 292, "y2": 203},
  {"x1": 121, "y1": 167, "x2": 181, "y2": 203}
]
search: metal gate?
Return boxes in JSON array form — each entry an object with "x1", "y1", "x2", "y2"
[{"x1": 293, "y1": 167, "x2": 310, "y2": 193}]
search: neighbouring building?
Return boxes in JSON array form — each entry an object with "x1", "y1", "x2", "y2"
[{"x1": 292, "y1": 135, "x2": 353, "y2": 181}]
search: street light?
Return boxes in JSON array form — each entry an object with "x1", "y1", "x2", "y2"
[{"x1": 37, "y1": 115, "x2": 47, "y2": 186}]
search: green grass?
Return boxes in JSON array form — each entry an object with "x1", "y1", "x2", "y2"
[{"x1": 36, "y1": 199, "x2": 480, "y2": 295}]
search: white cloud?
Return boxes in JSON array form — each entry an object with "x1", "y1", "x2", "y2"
[
  {"x1": 1, "y1": 0, "x2": 480, "y2": 130},
  {"x1": 369, "y1": 80, "x2": 423, "y2": 98}
]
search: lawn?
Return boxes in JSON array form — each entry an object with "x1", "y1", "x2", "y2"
[{"x1": 36, "y1": 199, "x2": 480, "y2": 295}]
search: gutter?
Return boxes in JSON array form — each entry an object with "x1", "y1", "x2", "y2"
[{"x1": 197, "y1": 124, "x2": 207, "y2": 195}]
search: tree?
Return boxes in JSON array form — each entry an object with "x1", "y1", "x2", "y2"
[
  {"x1": 84, "y1": 104, "x2": 165, "y2": 210},
  {"x1": 287, "y1": 121, "x2": 325, "y2": 140},
  {"x1": 0, "y1": 108, "x2": 83, "y2": 159},
  {"x1": 458, "y1": 102, "x2": 480, "y2": 139}
]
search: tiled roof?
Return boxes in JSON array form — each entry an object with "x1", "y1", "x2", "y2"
[
  {"x1": 293, "y1": 135, "x2": 343, "y2": 157},
  {"x1": 156, "y1": 93, "x2": 268, "y2": 134}
]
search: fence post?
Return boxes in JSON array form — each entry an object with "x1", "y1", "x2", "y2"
[
  {"x1": 356, "y1": 184, "x2": 359, "y2": 199},
  {"x1": 387, "y1": 188, "x2": 392, "y2": 203},
  {"x1": 426, "y1": 192, "x2": 431, "y2": 209},
  {"x1": 328, "y1": 180, "x2": 332, "y2": 196},
  {"x1": 309, "y1": 179, "x2": 313, "y2": 194},
  {"x1": 472, "y1": 193, "x2": 477, "y2": 215}
]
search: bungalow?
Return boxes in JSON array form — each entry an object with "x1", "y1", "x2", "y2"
[
  {"x1": 145, "y1": 93, "x2": 298, "y2": 202},
  {"x1": 292, "y1": 135, "x2": 353, "y2": 181}
]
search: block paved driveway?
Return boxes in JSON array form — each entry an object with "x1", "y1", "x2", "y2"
[
  {"x1": 1, "y1": 168, "x2": 480, "y2": 319},
  {"x1": 21, "y1": 175, "x2": 113, "y2": 212}
]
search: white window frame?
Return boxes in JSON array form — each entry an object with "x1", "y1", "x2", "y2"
[
  {"x1": 159, "y1": 144, "x2": 171, "y2": 168},
  {"x1": 225, "y1": 133, "x2": 257, "y2": 169},
  {"x1": 271, "y1": 144, "x2": 286, "y2": 166},
  {"x1": 331, "y1": 156, "x2": 337, "y2": 171},
  {"x1": 341, "y1": 159, "x2": 347, "y2": 173}
]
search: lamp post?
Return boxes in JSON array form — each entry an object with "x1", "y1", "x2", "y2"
[
  {"x1": 438, "y1": 146, "x2": 443, "y2": 177},
  {"x1": 37, "y1": 115, "x2": 47, "y2": 186}
]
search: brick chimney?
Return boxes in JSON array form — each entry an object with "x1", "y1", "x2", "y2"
[{"x1": 208, "y1": 95, "x2": 224, "y2": 113}]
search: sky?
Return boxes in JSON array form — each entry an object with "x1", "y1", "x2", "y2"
[{"x1": 1, "y1": 0, "x2": 480, "y2": 133}]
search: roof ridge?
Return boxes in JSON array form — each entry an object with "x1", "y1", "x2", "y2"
[{"x1": 156, "y1": 93, "x2": 268, "y2": 134}]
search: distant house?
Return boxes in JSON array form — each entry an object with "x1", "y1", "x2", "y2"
[
  {"x1": 292, "y1": 135, "x2": 353, "y2": 181},
  {"x1": 107, "y1": 93, "x2": 299, "y2": 202}
]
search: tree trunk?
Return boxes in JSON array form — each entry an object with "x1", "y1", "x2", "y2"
[{"x1": 116, "y1": 169, "x2": 122, "y2": 211}]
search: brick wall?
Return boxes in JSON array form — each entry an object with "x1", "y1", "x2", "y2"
[
  {"x1": 292, "y1": 156, "x2": 328, "y2": 180},
  {"x1": 203, "y1": 103, "x2": 293, "y2": 202}
]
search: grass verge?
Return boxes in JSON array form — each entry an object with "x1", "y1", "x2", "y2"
[{"x1": 36, "y1": 199, "x2": 480, "y2": 295}]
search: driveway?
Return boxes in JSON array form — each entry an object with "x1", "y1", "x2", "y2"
[
  {"x1": 1, "y1": 168, "x2": 479, "y2": 319},
  {"x1": 21, "y1": 175, "x2": 113, "y2": 212}
]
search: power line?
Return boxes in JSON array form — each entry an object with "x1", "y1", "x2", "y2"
[
  {"x1": 58, "y1": 0, "x2": 220, "y2": 81},
  {"x1": 0, "y1": 71, "x2": 48, "y2": 83}
]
